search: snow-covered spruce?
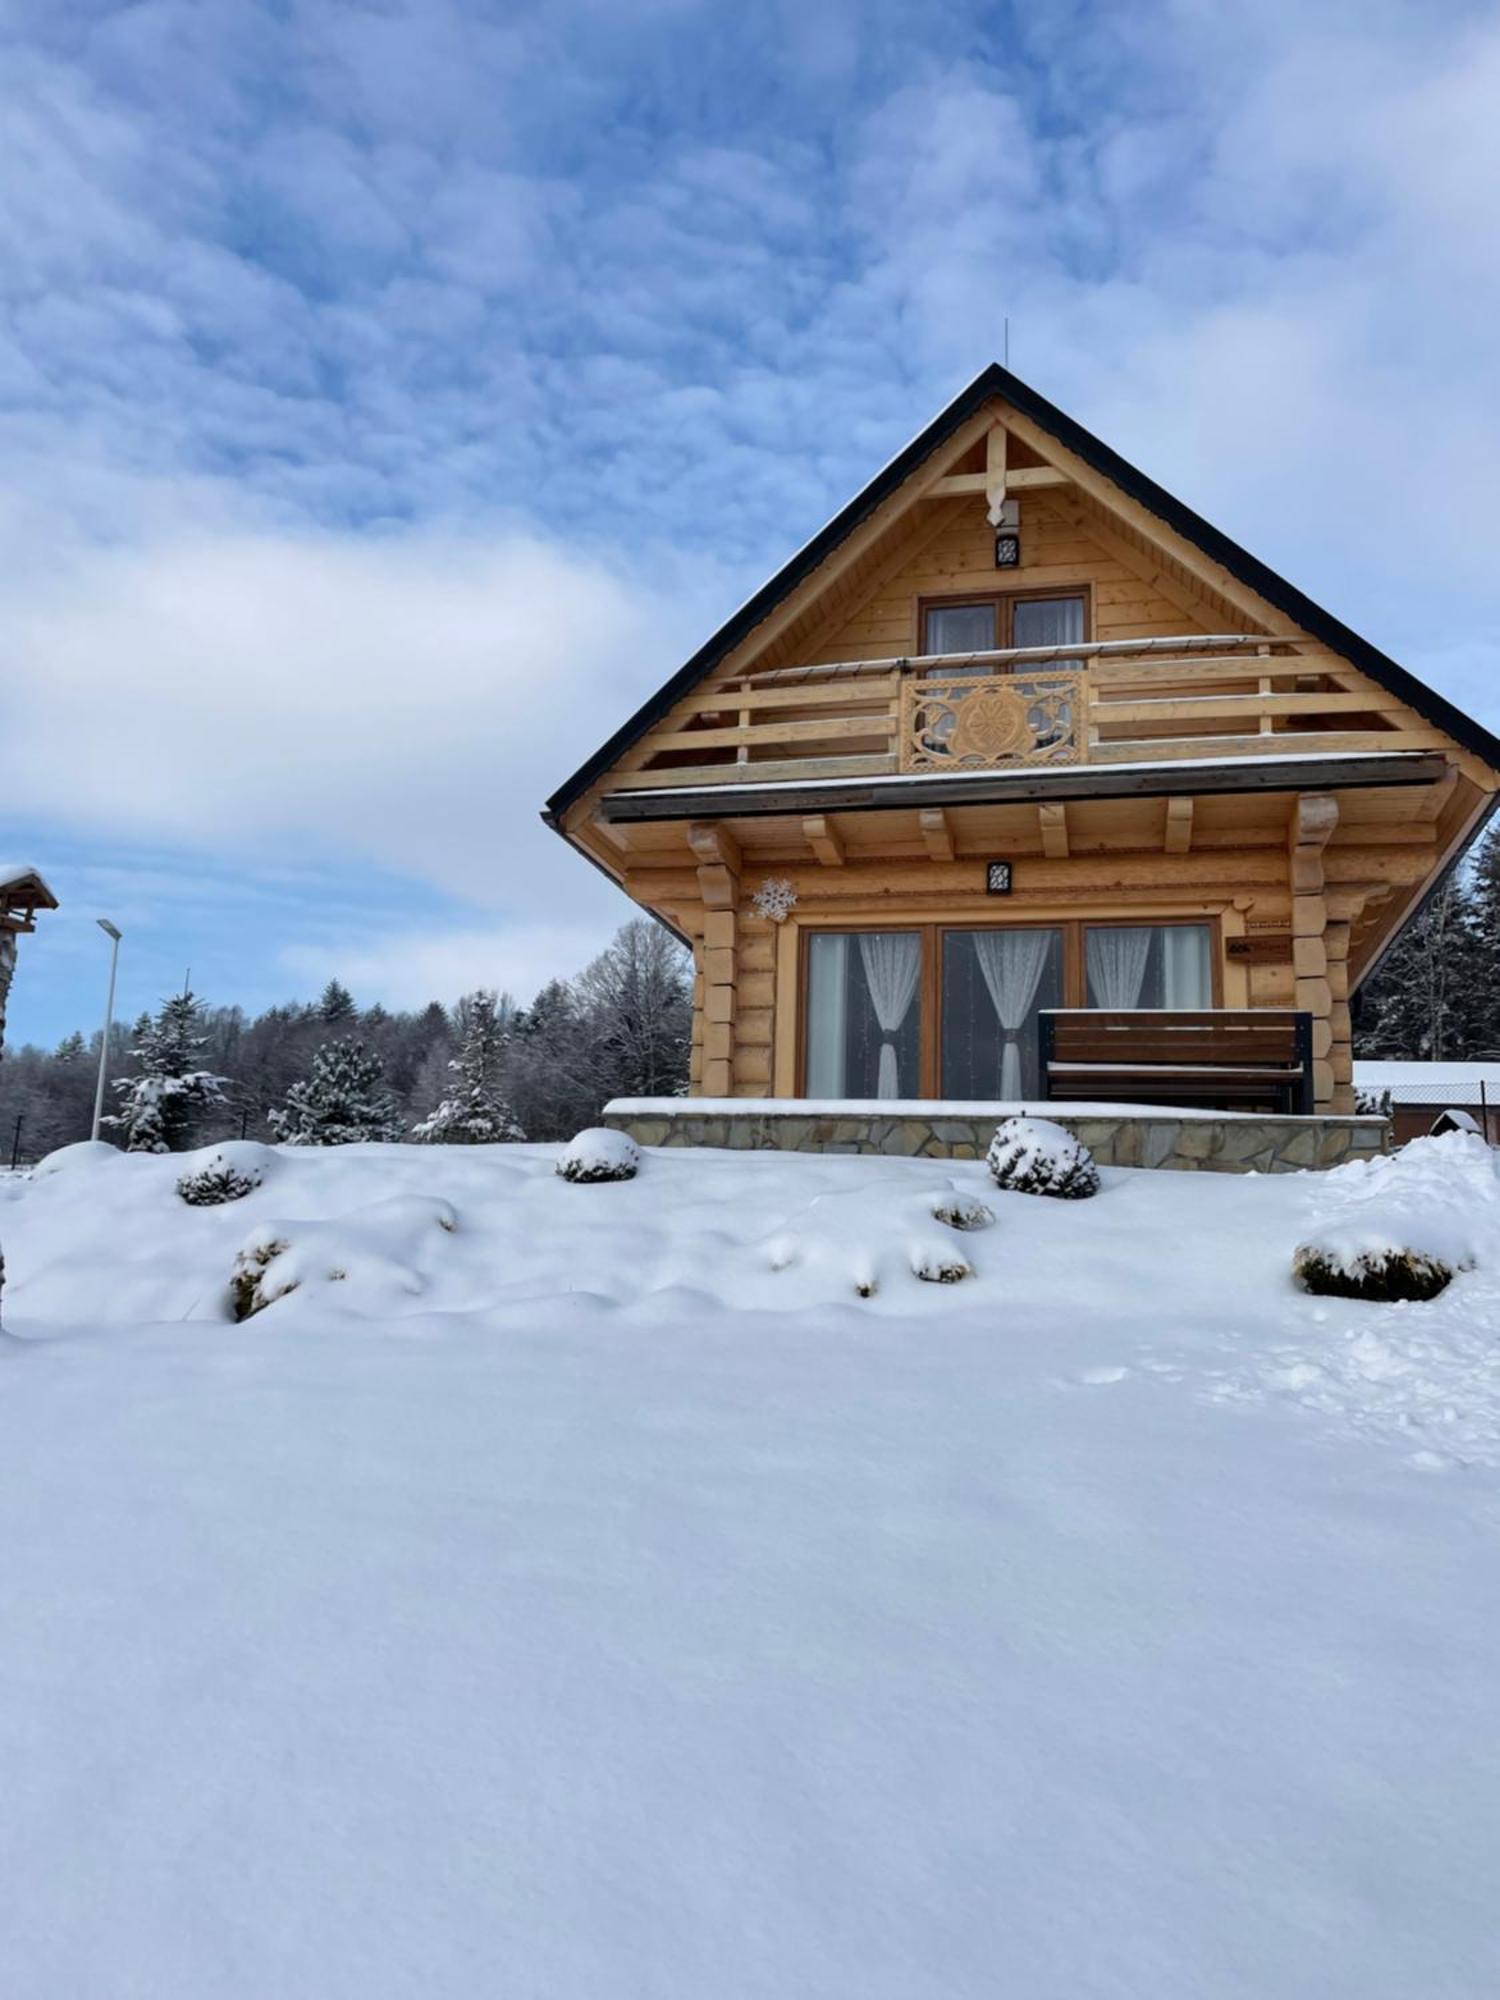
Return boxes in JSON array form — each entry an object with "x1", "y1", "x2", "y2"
[
  {"x1": 176, "y1": 1147, "x2": 266, "y2": 1206},
  {"x1": 556, "y1": 1128, "x2": 640, "y2": 1183},
  {"x1": 411, "y1": 989, "x2": 525, "y2": 1144},
  {"x1": 270, "y1": 1038, "x2": 403, "y2": 1147},
  {"x1": 107, "y1": 991, "x2": 227, "y2": 1154},
  {"x1": 986, "y1": 1116, "x2": 1100, "y2": 1200}
]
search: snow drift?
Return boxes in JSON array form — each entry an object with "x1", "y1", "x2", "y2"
[{"x1": 2, "y1": 1133, "x2": 1500, "y2": 1998}]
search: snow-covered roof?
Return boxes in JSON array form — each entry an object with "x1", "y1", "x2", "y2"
[
  {"x1": 0, "y1": 863, "x2": 58, "y2": 907},
  {"x1": 1355, "y1": 1061, "x2": 1500, "y2": 1104}
]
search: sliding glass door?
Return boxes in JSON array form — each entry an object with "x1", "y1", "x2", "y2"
[
  {"x1": 1084, "y1": 924, "x2": 1212, "y2": 1010},
  {"x1": 941, "y1": 928, "x2": 1063, "y2": 1098},
  {"x1": 801, "y1": 920, "x2": 1215, "y2": 1100},
  {"x1": 805, "y1": 930, "x2": 923, "y2": 1099}
]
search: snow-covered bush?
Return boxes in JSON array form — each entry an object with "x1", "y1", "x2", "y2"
[
  {"x1": 909, "y1": 1238, "x2": 974, "y2": 1283},
  {"x1": 30, "y1": 1139, "x2": 120, "y2": 1179},
  {"x1": 1292, "y1": 1241, "x2": 1459, "y2": 1303},
  {"x1": 1292, "y1": 1132, "x2": 1493, "y2": 1303},
  {"x1": 229, "y1": 1238, "x2": 291, "y2": 1321},
  {"x1": 177, "y1": 1155, "x2": 263, "y2": 1206},
  {"x1": 930, "y1": 1191, "x2": 994, "y2": 1231},
  {"x1": 986, "y1": 1116, "x2": 1100, "y2": 1200},
  {"x1": 557, "y1": 1128, "x2": 640, "y2": 1184}
]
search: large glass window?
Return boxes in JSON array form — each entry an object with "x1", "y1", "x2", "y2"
[
  {"x1": 941, "y1": 928, "x2": 1063, "y2": 1099},
  {"x1": 805, "y1": 931, "x2": 923, "y2": 1100},
  {"x1": 1084, "y1": 924, "x2": 1212, "y2": 1010}
]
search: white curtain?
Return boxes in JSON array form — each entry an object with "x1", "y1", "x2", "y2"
[
  {"x1": 805, "y1": 935, "x2": 850, "y2": 1096},
  {"x1": 1160, "y1": 926, "x2": 1211, "y2": 1008},
  {"x1": 857, "y1": 933, "x2": 921, "y2": 1098},
  {"x1": 1011, "y1": 596, "x2": 1085, "y2": 652},
  {"x1": 971, "y1": 929, "x2": 1052, "y2": 1100},
  {"x1": 1088, "y1": 927, "x2": 1152, "y2": 1009}
]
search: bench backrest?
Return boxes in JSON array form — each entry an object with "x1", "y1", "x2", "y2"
[{"x1": 1041, "y1": 1009, "x2": 1306, "y2": 1069}]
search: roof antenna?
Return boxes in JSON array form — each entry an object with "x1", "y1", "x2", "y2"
[{"x1": 1004, "y1": 316, "x2": 1010, "y2": 368}]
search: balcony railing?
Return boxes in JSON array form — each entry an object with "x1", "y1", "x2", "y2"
[{"x1": 611, "y1": 634, "x2": 1445, "y2": 792}]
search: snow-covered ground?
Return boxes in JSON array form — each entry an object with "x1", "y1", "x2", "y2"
[{"x1": 3, "y1": 1134, "x2": 1500, "y2": 1997}]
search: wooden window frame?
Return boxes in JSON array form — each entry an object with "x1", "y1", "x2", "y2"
[
  {"x1": 918, "y1": 585, "x2": 1093, "y2": 660},
  {"x1": 796, "y1": 914, "x2": 1222, "y2": 1097}
]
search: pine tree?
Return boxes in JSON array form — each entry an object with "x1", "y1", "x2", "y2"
[
  {"x1": 1466, "y1": 826, "x2": 1500, "y2": 1056},
  {"x1": 411, "y1": 990, "x2": 525, "y2": 1143},
  {"x1": 270, "y1": 1038, "x2": 403, "y2": 1146},
  {"x1": 1355, "y1": 874, "x2": 1487, "y2": 1061},
  {"x1": 319, "y1": 979, "x2": 357, "y2": 1023},
  {"x1": 107, "y1": 992, "x2": 228, "y2": 1153},
  {"x1": 55, "y1": 1030, "x2": 87, "y2": 1063}
]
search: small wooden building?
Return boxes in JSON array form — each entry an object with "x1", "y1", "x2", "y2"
[
  {"x1": 545, "y1": 366, "x2": 1500, "y2": 1123},
  {"x1": 0, "y1": 866, "x2": 59, "y2": 1059}
]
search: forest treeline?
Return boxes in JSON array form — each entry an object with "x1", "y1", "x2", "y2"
[{"x1": 0, "y1": 919, "x2": 690, "y2": 1161}]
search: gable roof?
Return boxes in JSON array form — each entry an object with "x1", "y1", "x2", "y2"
[
  {"x1": 544, "y1": 362, "x2": 1500, "y2": 821},
  {"x1": 0, "y1": 864, "x2": 58, "y2": 910}
]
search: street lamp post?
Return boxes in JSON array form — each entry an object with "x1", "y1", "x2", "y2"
[{"x1": 90, "y1": 920, "x2": 122, "y2": 1144}]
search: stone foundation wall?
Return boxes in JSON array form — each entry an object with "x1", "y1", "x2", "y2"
[{"x1": 603, "y1": 1103, "x2": 1389, "y2": 1173}]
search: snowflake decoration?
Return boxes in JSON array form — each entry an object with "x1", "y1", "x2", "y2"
[{"x1": 752, "y1": 876, "x2": 798, "y2": 923}]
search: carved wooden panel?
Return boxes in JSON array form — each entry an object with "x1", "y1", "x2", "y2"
[{"x1": 900, "y1": 671, "x2": 1085, "y2": 772}]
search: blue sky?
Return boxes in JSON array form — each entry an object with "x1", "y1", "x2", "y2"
[{"x1": 5, "y1": 0, "x2": 1500, "y2": 1043}]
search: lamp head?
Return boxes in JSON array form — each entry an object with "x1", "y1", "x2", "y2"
[{"x1": 96, "y1": 918, "x2": 122, "y2": 942}]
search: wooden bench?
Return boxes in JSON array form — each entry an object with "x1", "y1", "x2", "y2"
[{"x1": 1039, "y1": 1009, "x2": 1315, "y2": 1116}]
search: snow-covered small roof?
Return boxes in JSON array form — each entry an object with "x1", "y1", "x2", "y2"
[
  {"x1": 1356, "y1": 1061, "x2": 1500, "y2": 1104},
  {"x1": 0, "y1": 864, "x2": 58, "y2": 908}
]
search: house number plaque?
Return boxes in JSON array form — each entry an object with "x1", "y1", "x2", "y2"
[{"x1": 986, "y1": 861, "x2": 1013, "y2": 895}]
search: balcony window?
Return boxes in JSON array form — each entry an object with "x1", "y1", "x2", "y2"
[{"x1": 921, "y1": 591, "x2": 1087, "y2": 672}]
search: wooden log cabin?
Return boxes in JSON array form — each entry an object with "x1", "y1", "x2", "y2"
[{"x1": 544, "y1": 365, "x2": 1500, "y2": 1123}]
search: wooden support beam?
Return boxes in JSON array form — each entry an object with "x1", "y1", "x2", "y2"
[
  {"x1": 985, "y1": 422, "x2": 1007, "y2": 524},
  {"x1": 802, "y1": 815, "x2": 846, "y2": 867},
  {"x1": 923, "y1": 462, "x2": 1070, "y2": 502},
  {"x1": 919, "y1": 807, "x2": 955, "y2": 863},
  {"x1": 1289, "y1": 793, "x2": 1339, "y2": 856},
  {"x1": 1037, "y1": 801, "x2": 1069, "y2": 859},
  {"x1": 687, "y1": 822, "x2": 741, "y2": 875},
  {"x1": 1163, "y1": 796, "x2": 1194, "y2": 856}
]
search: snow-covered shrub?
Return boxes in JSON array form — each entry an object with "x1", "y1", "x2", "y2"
[
  {"x1": 930, "y1": 1191, "x2": 994, "y2": 1231},
  {"x1": 1292, "y1": 1242, "x2": 1459, "y2": 1303},
  {"x1": 177, "y1": 1150, "x2": 264, "y2": 1206},
  {"x1": 986, "y1": 1117, "x2": 1100, "y2": 1200},
  {"x1": 557, "y1": 1128, "x2": 639, "y2": 1184},
  {"x1": 1292, "y1": 1132, "x2": 1493, "y2": 1303},
  {"x1": 909, "y1": 1238, "x2": 974, "y2": 1283},
  {"x1": 30, "y1": 1139, "x2": 120, "y2": 1179},
  {"x1": 229, "y1": 1238, "x2": 291, "y2": 1321}
]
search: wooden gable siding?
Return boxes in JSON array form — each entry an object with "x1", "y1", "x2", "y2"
[{"x1": 806, "y1": 494, "x2": 1218, "y2": 664}]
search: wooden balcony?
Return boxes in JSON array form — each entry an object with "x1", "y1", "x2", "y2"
[{"x1": 608, "y1": 635, "x2": 1448, "y2": 794}]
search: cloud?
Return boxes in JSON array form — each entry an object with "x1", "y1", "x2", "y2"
[
  {"x1": 279, "y1": 915, "x2": 620, "y2": 1012},
  {"x1": 0, "y1": 521, "x2": 716, "y2": 907}
]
